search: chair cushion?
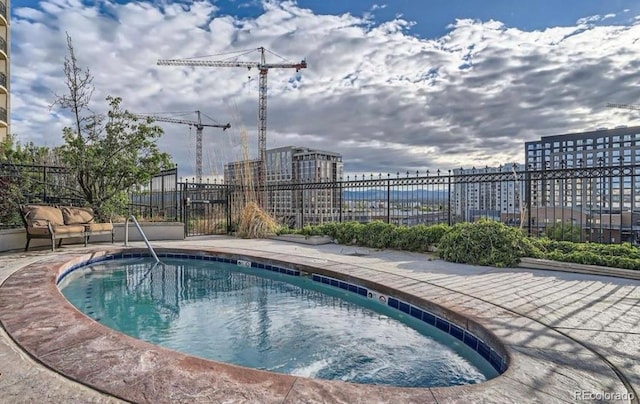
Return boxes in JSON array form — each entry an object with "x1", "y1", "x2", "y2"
[
  {"x1": 23, "y1": 205, "x2": 65, "y2": 227},
  {"x1": 52, "y1": 225, "x2": 86, "y2": 235},
  {"x1": 85, "y1": 222, "x2": 113, "y2": 232},
  {"x1": 61, "y1": 206, "x2": 95, "y2": 225},
  {"x1": 26, "y1": 226, "x2": 52, "y2": 236}
]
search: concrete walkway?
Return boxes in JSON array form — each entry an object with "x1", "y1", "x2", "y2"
[
  {"x1": 0, "y1": 249, "x2": 121, "y2": 403},
  {"x1": 0, "y1": 237, "x2": 638, "y2": 403}
]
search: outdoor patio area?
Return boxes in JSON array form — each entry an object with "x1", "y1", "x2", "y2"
[{"x1": 0, "y1": 237, "x2": 638, "y2": 403}]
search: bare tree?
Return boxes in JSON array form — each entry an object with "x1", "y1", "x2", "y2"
[{"x1": 50, "y1": 32, "x2": 95, "y2": 140}]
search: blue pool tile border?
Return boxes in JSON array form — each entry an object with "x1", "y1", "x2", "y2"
[
  {"x1": 310, "y1": 273, "x2": 508, "y2": 374},
  {"x1": 56, "y1": 252, "x2": 302, "y2": 284},
  {"x1": 56, "y1": 252, "x2": 506, "y2": 375}
]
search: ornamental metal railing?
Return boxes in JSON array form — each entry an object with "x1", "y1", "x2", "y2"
[{"x1": 5, "y1": 161, "x2": 640, "y2": 244}]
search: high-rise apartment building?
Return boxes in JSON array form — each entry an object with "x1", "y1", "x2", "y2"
[
  {"x1": 453, "y1": 164, "x2": 523, "y2": 223},
  {"x1": 525, "y1": 126, "x2": 640, "y2": 242},
  {"x1": 525, "y1": 126, "x2": 640, "y2": 210},
  {"x1": 0, "y1": 0, "x2": 9, "y2": 142}
]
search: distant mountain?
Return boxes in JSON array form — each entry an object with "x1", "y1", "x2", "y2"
[{"x1": 342, "y1": 189, "x2": 448, "y2": 201}]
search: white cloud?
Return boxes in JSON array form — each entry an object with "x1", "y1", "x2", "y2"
[
  {"x1": 10, "y1": 0, "x2": 640, "y2": 177},
  {"x1": 576, "y1": 14, "x2": 601, "y2": 25}
]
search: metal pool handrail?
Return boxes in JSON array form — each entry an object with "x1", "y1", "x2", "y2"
[{"x1": 124, "y1": 215, "x2": 161, "y2": 263}]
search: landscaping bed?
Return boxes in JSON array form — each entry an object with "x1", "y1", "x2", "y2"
[
  {"x1": 270, "y1": 234, "x2": 333, "y2": 245},
  {"x1": 277, "y1": 220, "x2": 640, "y2": 271}
]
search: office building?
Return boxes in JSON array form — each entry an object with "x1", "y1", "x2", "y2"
[{"x1": 224, "y1": 158, "x2": 261, "y2": 187}]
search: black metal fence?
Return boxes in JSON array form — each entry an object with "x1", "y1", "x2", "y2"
[
  {"x1": 0, "y1": 163, "x2": 83, "y2": 205},
  {"x1": 1, "y1": 163, "x2": 180, "y2": 228},
  {"x1": 225, "y1": 164, "x2": 639, "y2": 244},
  {"x1": 179, "y1": 180, "x2": 230, "y2": 237},
  {"x1": 128, "y1": 167, "x2": 180, "y2": 221},
  {"x1": 0, "y1": 163, "x2": 83, "y2": 228},
  {"x1": 4, "y1": 162, "x2": 640, "y2": 244},
  {"x1": 260, "y1": 171, "x2": 451, "y2": 229}
]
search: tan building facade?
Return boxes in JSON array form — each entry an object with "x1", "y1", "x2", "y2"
[{"x1": 224, "y1": 146, "x2": 344, "y2": 227}]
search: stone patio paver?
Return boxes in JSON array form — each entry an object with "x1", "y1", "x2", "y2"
[{"x1": 0, "y1": 237, "x2": 637, "y2": 403}]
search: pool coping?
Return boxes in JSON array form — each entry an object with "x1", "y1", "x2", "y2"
[
  {"x1": 0, "y1": 246, "x2": 632, "y2": 403},
  {"x1": 56, "y1": 249, "x2": 509, "y2": 376}
]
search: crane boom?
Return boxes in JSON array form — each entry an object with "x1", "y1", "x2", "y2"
[
  {"x1": 157, "y1": 47, "x2": 307, "y2": 201},
  {"x1": 606, "y1": 103, "x2": 640, "y2": 111},
  {"x1": 138, "y1": 114, "x2": 231, "y2": 130},
  {"x1": 157, "y1": 59, "x2": 307, "y2": 70},
  {"x1": 136, "y1": 111, "x2": 231, "y2": 182}
]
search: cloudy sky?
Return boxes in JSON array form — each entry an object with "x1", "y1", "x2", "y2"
[{"x1": 10, "y1": 0, "x2": 640, "y2": 178}]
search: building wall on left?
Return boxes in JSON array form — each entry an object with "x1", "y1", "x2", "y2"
[{"x1": 0, "y1": 0, "x2": 9, "y2": 142}]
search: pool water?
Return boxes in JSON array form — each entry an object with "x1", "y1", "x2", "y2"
[{"x1": 59, "y1": 257, "x2": 497, "y2": 387}]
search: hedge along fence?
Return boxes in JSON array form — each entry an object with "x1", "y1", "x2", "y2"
[
  {"x1": 279, "y1": 219, "x2": 640, "y2": 270},
  {"x1": 279, "y1": 221, "x2": 448, "y2": 252},
  {"x1": 530, "y1": 238, "x2": 640, "y2": 270},
  {"x1": 437, "y1": 219, "x2": 535, "y2": 268}
]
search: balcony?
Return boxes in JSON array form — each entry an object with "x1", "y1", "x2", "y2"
[
  {"x1": 0, "y1": 72, "x2": 6, "y2": 91},
  {"x1": 0, "y1": 106, "x2": 6, "y2": 125},
  {"x1": 0, "y1": 2, "x2": 5, "y2": 24},
  {"x1": 0, "y1": 37, "x2": 5, "y2": 57}
]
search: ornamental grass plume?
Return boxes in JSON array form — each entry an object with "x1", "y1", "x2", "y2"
[{"x1": 237, "y1": 201, "x2": 279, "y2": 238}]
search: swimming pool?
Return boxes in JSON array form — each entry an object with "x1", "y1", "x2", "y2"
[{"x1": 58, "y1": 254, "x2": 504, "y2": 388}]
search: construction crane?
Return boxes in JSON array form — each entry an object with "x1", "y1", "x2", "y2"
[
  {"x1": 136, "y1": 111, "x2": 230, "y2": 183},
  {"x1": 157, "y1": 47, "x2": 307, "y2": 191},
  {"x1": 607, "y1": 103, "x2": 640, "y2": 111}
]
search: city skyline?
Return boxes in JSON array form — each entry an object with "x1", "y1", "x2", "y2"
[{"x1": 9, "y1": 0, "x2": 640, "y2": 177}]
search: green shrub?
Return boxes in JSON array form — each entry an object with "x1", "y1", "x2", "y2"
[
  {"x1": 587, "y1": 242, "x2": 640, "y2": 259},
  {"x1": 334, "y1": 221, "x2": 365, "y2": 245},
  {"x1": 300, "y1": 224, "x2": 324, "y2": 236},
  {"x1": 272, "y1": 219, "x2": 640, "y2": 271},
  {"x1": 315, "y1": 222, "x2": 340, "y2": 239},
  {"x1": 390, "y1": 224, "x2": 450, "y2": 252},
  {"x1": 529, "y1": 238, "x2": 640, "y2": 270},
  {"x1": 533, "y1": 238, "x2": 640, "y2": 259},
  {"x1": 437, "y1": 219, "x2": 531, "y2": 267},
  {"x1": 275, "y1": 226, "x2": 294, "y2": 235},
  {"x1": 285, "y1": 221, "x2": 447, "y2": 251},
  {"x1": 390, "y1": 225, "x2": 412, "y2": 250},
  {"x1": 360, "y1": 221, "x2": 396, "y2": 249},
  {"x1": 544, "y1": 222, "x2": 584, "y2": 242},
  {"x1": 316, "y1": 222, "x2": 364, "y2": 245},
  {"x1": 425, "y1": 224, "x2": 449, "y2": 246}
]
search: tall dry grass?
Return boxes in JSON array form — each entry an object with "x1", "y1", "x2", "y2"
[
  {"x1": 225, "y1": 103, "x2": 278, "y2": 238},
  {"x1": 237, "y1": 201, "x2": 279, "y2": 238}
]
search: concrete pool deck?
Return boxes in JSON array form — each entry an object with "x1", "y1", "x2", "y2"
[{"x1": 0, "y1": 236, "x2": 638, "y2": 403}]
